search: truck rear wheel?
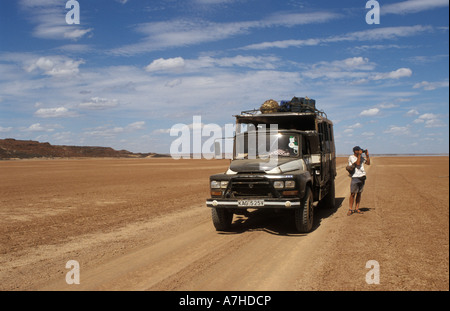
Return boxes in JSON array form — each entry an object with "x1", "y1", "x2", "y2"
[
  {"x1": 295, "y1": 186, "x2": 314, "y2": 233},
  {"x1": 322, "y1": 178, "x2": 336, "y2": 209},
  {"x1": 211, "y1": 208, "x2": 233, "y2": 231}
]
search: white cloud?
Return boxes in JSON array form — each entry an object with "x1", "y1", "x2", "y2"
[
  {"x1": 84, "y1": 121, "x2": 146, "y2": 137},
  {"x1": 414, "y1": 113, "x2": 446, "y2": 128},
  {"x1": 288, "y1": 57, "x2": 410, "y2": 84},
  {"x1": 127, "y1": 121, "x2": 146, "y2": 131},
  {"x1": 152, "y1": 128, "x2": 172, "y2": 134},
  {"x1": 165, "y1": 78, "x2": 183, "y2": 88},
  {"x1": 0, "y1": 126, "x2": 13, "y2": 133},
  {"x1": 383, "y1": 0, "x2": 449, "y2": 15},
  {"x1": 414, "y1": 113, "x2": 438, "y2": 122},
  {"x1": 79, "y1": 97, "x2": 119, "y2": 110},
  {"x1": 360, "y1": 108, "x2": 380, "y2": 116},
  {"x1": 26, "y1": 123, "x2": 47, "y2": 132},
  {"x1": 188, "y1": 55, "x2": 280, "y2": 70},
  {"x1": 0, "y1": 53, "x2": 304, "y2": 122},
  {"x1": 372, "y1": 68, "x2": 412, "y2": 80},
  {"x1": 264, "y1": 12, "x2": 341, "y2": 27},
  {"x1": 112, "y1": 12, "x2": 340, "y2": 55},
  {"x1": 56, "y1": 44, "x2": 94, "y2": 53},
  {"x1": 352, "y1": 44, "x2": 408, "y2": 52},
  {"x1": 406, "y1": 54, "x2": 449, "y2": 64},
  {"x1": 23, "y1": 123, "x2": 57, "y2": 132},
  {"x1": 320, "y1": 57, "x2": 375, "y2": 71},
  {"x1": 331, "y1": 25, "x2": 433, "y2": 41},
  {"x1": 378, "y1": 103, "x2": 398, "y2": 109},
  {"x1": 413, "y1": 80, "x2": 449, "y2": 91},
  {"x1": 406, "y1": 109, "x2": 419, "y2": 116},
  {"x1": 148, "y1": 55, "x2": 282, "y2": 74},
  {"x1": 34, "y1": 107, "x2": 78, "y2": 118},
  {"x1": 26, "y1": 57, "x2": 85, "y2": 77},
  {"x1": 145, "y1": 57, "x2": 186, "y2": 72},
  {"x1": 339, "y1": 57, "x2": 371, "y2": 68},
  {"x1": 84, "y1": 126, "x2": 124, "y2": 137},
  {"x1": 347, "y1": 123, "x2": 363, "y2": 129},
  {"x1": 19, "y1": 0, "x2": 93, "y2": 40},
  {"x1": 303, "y1": 57, "x2": 375, "y2": 80},
  {"x1": 63, "y1": 28, "x2": 93, "y2": 40},
  {"x1": 242, "y1": 25, "x2": 432, "y2": 50},
  {"x1": 383, "y1": 125, "x2": 411, "y2": 135},
  {"x1": 243, "y1": 38, "x2": 322, "y2": 50}
]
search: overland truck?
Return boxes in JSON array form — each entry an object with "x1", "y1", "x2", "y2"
[{"x1": 206, "y1": 97, "x2": 336, "y2": 233}]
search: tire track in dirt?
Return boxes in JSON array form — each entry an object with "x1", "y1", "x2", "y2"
[
  {"x1": 41, "y1": 212, "x2": 259, "y2": 290},
  {"x1": 2, "y1": 157, "x2": 447, "y2": 291},
  {"x1": 153, "y1": 170, "x2": 352, "y2": 291},
  {"x1": 41, "y1": 165, "x2": 352, "y2": 291}
]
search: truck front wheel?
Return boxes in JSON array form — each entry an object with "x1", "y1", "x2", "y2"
[
  {"x1": 211, "y1": 208, "x2": 233, "y2": 231},
  {"x1": 295, "y1": 186, "x2": 314, "y2": 233}
]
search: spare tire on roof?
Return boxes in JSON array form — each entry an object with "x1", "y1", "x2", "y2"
[{"x1": 260, "y1": 99, "x2": 279, "y2": 114}]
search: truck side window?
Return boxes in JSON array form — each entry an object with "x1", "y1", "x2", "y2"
[
  {"x1": 318, "y1": 123, "x2": 325, "y2": 152},
  {"x1": 302, "y1": 137, "x2": 310, "y2": 156},
  {"x1": 327, "y1": 124, "x2": 333, "y2": 142}
]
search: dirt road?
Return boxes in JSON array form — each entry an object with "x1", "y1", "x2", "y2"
[{"x1": 0, "y1": 157, "x2": 448, "y2": 291}]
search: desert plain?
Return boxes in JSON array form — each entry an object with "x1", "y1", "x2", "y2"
[{"x1": 0, "y1": 156, "x2": 448, "y2": 291}]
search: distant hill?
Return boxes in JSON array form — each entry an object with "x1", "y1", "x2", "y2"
[{"x1": 0, "y1": 138, "x2": 169, "y2": 159}]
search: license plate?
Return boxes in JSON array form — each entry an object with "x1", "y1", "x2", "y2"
[{"x1": 237, "y1": 199, "x2": 264, "y2": 207}]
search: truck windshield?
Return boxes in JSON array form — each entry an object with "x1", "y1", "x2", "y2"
[{"x1": 234, "y1": 133, "x2": 300, "y2": 159}]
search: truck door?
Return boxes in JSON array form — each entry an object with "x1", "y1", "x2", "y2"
[{"x1": 318, "y1": 122, "x2": 330, "y2": 185}]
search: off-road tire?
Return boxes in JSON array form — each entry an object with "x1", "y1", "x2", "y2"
[
  {"x1": 211, "y1": 208, "x2": 233, "y2": 231},
  {"x1": 295, "y1": 186, "x2": 314, "y2": 233},
  {"x1": 322, "y1": 178, "x2": 336, "y2": 209}
]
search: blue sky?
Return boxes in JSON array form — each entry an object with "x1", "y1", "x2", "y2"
[{"x1": 0, "y1": 0, "x2": 448, "y2": 155}]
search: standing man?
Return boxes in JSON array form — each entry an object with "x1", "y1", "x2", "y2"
[{"x1": 347, "y1": 146, "x2": 370, "y2": 215}]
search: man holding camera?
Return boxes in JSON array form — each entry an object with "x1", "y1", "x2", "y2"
[{"x1": 347, "y1": 146, "x2": 370, "y2": 216}]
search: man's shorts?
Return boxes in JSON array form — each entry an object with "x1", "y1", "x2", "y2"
[{"x1": 350, "y1": 177, "x2": 366, "y2": 194}]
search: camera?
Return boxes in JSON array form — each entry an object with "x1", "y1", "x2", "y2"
[{"x1": 362, "y1": 149, "x2": 367, "y2": 153}]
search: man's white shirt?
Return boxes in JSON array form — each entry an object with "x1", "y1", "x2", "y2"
[{"x1": 348, "y1": 155, "x2": 367, "y2": 178}]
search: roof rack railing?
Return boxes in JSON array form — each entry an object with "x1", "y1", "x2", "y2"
[
  {"x1": 238, "y1": 105, "x2": 327, "y2": 119},
  {"x1": 239, "y1": 109, "x2": 260, "y2": 116}
]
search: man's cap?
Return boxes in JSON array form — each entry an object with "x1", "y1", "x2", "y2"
[{"x1": 353, "y1": 146, "x2": 362, "y2": 152}]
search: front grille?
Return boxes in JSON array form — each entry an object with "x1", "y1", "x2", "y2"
[{"x1": 228, "y1": 179, "x2": 274, "y2": 198}]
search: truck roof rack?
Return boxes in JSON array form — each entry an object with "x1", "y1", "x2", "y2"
[{"x1": 238, "y1": 105, "x2": 328, "y2": 120}]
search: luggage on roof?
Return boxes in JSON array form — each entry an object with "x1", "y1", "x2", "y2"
[
  {"x1": 279, "y1": 96, "x2": 316, "y2": 113},
  {"x1": 260, "y1": 99, "x2": 279, "y2": 114}
]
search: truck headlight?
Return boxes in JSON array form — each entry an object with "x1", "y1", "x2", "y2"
[
  {"x1": 274, "y1": 180, "x2": 295, "y2": 189},
  {"x1": 285, "y1": 180, "x2": 295, "y2": 188},
  {"x1": 211, "y1": 181, "x2": 228, "y2": 189},
  {"x1": 273, "y1": 181, "x2": 284, "y2": 189},
  {"x1": 211, "y1": 181, "x2": 221, "y2": 189}
]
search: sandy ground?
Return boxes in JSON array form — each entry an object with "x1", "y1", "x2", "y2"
[{"x1": 0, "y1": 156, "x2": 448, "y2": 291}]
